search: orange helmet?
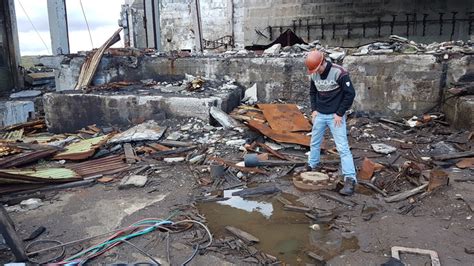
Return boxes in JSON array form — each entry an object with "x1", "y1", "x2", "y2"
[{"x1": 305, "y1": 50, "x2": 324, "y2": 74}]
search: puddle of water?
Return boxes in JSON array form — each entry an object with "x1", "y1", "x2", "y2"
[{"x1": 198, "y1": 191, "x2": 359, "y2": 264}]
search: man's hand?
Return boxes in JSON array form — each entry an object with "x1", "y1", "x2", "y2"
[
  {"x1": 311, "y1": 111, "x2": 318, "y2": 121},
  {"x1": 334, "y1": 114, "x2": 343, "y2": 127}
]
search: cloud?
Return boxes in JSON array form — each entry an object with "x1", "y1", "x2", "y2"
[{"x1": 15, "y1": 0, "x2": 124, "y2": 55}]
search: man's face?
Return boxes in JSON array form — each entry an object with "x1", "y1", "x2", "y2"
[{"x1": 316, "y1": 62, "x2": 325, "y2": 74}]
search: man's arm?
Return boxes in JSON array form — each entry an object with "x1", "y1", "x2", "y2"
[
  {"x1": 335, "y1": 74, "x2": 355, "y2": 117},
  {"x1": 309, "y1": 80, "x2": 318, "y2": 112}
]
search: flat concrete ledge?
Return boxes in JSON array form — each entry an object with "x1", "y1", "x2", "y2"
[{"x1": 43, "y1": 87, "x2": 243, "y2": 133}]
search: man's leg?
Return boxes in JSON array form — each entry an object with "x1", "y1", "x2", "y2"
[
  {"x1": 328, "y1": 115, "x2": 357, "y2": 195},
  {"x1": 307, "y1": 114, "x2": 326, "y2": 169}
]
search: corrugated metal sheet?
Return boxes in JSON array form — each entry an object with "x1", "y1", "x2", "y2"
[
  {"x1": 54, "y1": 135, "x2": 110, "y2": 160},
  {"x1": 67, "y1": 154, "x2": 129, "y2": 177},
  {"x1": 1, "y1": 168, "x2": 78, "y2": 179},
  {"x1": 0, "y1": 148, "x2": 58, "y2": 168},
  {"x1": 0, "y1": 129, "x2": 24, "y2": 142}
]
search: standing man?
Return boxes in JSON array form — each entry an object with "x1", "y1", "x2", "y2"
[{"x1": 305, "y1": 50, "x2": 357, "y2": 196}]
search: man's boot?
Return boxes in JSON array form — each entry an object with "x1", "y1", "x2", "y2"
[{"x1": 339, "y1": 179, "x2": 355, "y2": 196}]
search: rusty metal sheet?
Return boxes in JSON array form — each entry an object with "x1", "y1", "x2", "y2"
[
  {"x1": 0, "y1": 129, "x2": 24, "y2": 142},
  {"x1": 257, "y1": 104, "x2": 311, "y2": 132},
  {"x1": 67, "y1": 154, "x2": 129, "y2": 177},
  {"x1": 0, "y1": 168, "x2": 80, "y2": 184},
  {"x1": 54, "y1": 135, "x2": 110, "y2": 161},
  {"x1": 247, "y1": 120, "x2": 310, "y2": 147},
  {"x1": 0, "y1": 148, "x2": 58, "y2": 168}
]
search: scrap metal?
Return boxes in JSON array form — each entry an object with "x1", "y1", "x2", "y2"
[
  {"x1": 66, "y1": 154, "x2": 129, "y2": 178},
  {"x1": 247, "y1": 120, "x2": 310, "y2": 146},
  {"x1": 54, "y1": 135, "x2": 110, "y2": 160},
  {"x1": 257, "y1": 104, "x2": 312, "y2": 132}
]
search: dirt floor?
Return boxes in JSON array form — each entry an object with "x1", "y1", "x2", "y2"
[{"x1": 0, "y1": 114, "x2": 473, "y2": 265}]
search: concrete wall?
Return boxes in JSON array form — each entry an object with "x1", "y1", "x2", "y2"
[
  {"x1": 125, "y1": 0, "x2": 473, "y2": 51},
  {"x1": 48, "y1": 53, "x2": 459, "y2": 119},
  {"x1": 443, "y1": 55, "x2": 474, "y2": 129},
  {"x1": 242, "y1": 0, "x2": 474, "y2": 46}
]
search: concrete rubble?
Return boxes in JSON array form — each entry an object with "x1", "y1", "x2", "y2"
[{"x1": 0, "y1": 32, "x2": 473, "y2": 266}]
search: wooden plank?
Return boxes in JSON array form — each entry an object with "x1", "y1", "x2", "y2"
[
  {"x1": 0, "y1": 205, "x2": 27, "y2": 261},
  {"x1": 225, "y1": 226, "x2": 259, "y2": 244},
  {"x1": 123, "y1": 143, "x2": 136, "y2": 164},
  {"x1": 384, "y1": 184, "x2": 428, "y2": 203},
  {"x1": 433, "y1": 151, "x2": 474, "y2": 161},
  {"x1": 284, "y1": 205, "x2": 311, "y2": 212},
  {"x1": 307, "y1": 251, "x2": 326, "y2": 264},
  {"x1": 358, "y1": 180, "x2": 388, "y2": 197},
  {"x1": 319, "y1": 191, "x2": 356, "y2": 207},
  {"x1": 275, "y1": 195, "x2": 293, "y2": 205}
]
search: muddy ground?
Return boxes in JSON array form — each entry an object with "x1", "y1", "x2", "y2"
[{"x1": 1, "y1": 115, "x2": 473, "y2": 265}]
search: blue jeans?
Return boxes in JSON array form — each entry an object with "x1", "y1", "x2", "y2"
[{"x1": 307, "y1": 113, "x2": 357, "y2": 182}]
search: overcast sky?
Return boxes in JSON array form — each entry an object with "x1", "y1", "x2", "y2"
[{"x1": 14, "y1": 0, "x2": 125, "y2": 55}]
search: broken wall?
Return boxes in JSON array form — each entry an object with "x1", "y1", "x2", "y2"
[
  {"x1": 242, "y1": 0, "x2": 473, "y2": 46},
  {"x1": 46, "y1": 53, "x2": 467, "y2": 120},
  {"x1": 125, "y1": 0, "x2": 473, "y2": 51}
]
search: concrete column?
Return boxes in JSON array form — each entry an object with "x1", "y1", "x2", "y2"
[
  {"x1": 191, "y1": 0, "x2": 203, "y2": 52},
  {"x1": 2, "y1": 0, "x2": 22, "y2": 90},
  {"x1": 144, "y1": 0, "x2": 161, "y2": 50},
  {"x1": 47, "y1": 0, "x2": 70, "y2": 55}
]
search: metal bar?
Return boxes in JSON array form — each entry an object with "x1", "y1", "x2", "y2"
[
  {"x1": 450, "y1": 12, "x2": 457, "y2": 40},
  {"x1": 292, "y1": 20, "x2": 296, "y2": 32},
  {"x1": 268, "y1": 26, "x2": 272, "y2": 40},
  {"x1": 391, "y1": 15, "x2": 396, "y2": 35},
  {"x1": 306, "y1": 18, "x2": 310, "y2": 41},
  {"x1": 347, "y1": 23, "x2": 351, "y2": 38},
  {"x1": 469, "y1": 12, "x2": 474, "y2": 35},
  {"x1": 439, "y1": 12, "x2": 444, "y2": 35},
  {"x1": 406, "y1": 13, "x2": 410, "y2": 37},
  {"x1": 422, "y1": 14, "x2": 428, "y2": 36},
  {"x1": 363, "y1": 23, "x2": 366, "y2": 37},
  {"x1": 332, "y1": 23, "x2": 336, "y2": 39},
  {"x1": 320, "y1": 18, "x2": 325, "y2": 39},
  {"x1": 413, "y1": 13, "x2": 417, "y2": 35},
  {"x1": 377, "y1": 17, "x2": 381, "y2": 37}
]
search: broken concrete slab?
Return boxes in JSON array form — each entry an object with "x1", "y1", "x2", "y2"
[
  {"x1": 25, "y1": 72, "x2": 55, "y2": 86},
  {"x1": 371, "y1": 143, "x2": 397, "y2": 154},
  {"x1": 119, "y1": 175, "x2": 148, "y2": 189},
  {"x1": 9, "y1": 90, "x2": 42, "y2": 99},
  {"x1": 108, "y1": 120, "x2": 166, "y2": 144},
  {"x1": 43, "y1": 84, "x2": 243, "y2": 133},
  {"x1": 210, "y1": 106, "x2": 241, "y2": 130},
  {"x1": 20, "y1": 198, "x2": 43, "y2": 210}
]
